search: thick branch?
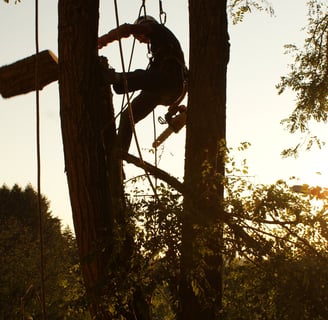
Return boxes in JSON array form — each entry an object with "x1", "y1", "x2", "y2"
[
  {"x1": 119, "y1": 151, "x2": 186, "y2": 194},
  {"x1": 120, "y1": 151, "x2": 270, "y2": 255}
]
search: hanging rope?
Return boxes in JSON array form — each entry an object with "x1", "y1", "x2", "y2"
[
  {"x1": 139, "y1": 0, "x2": 147, "y2": 17},
  {"x1": 125, "y1": 0, "x2": 159, "y2": 190},
  {"x1": 113, "y1": 0, "x2": 159, "y2": 199},
  {"x1": 152, "y1": 110, "x2": 158, "y2": 189},
  {"x1": 116, "y1": 1, "x2": 146, "y2": 119},
  {"x1": 34, "y1": 0, "x2": 46, "y2": 318}
]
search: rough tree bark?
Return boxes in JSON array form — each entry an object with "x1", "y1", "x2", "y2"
[
  {"x1": 180, "y1": 1, "x2": 230, "y2": 319},
  {"x1": 58, "y1": 0, "x2": 126, "y2": 318}
]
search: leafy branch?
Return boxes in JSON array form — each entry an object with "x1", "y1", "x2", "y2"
[{"x1": 278, "y1": 1, "x2": 328, "y2": 156}]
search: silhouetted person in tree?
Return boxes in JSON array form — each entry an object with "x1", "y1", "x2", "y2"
[{"x1": 98, "y1": 15, "x2": 187, "y2": 153}]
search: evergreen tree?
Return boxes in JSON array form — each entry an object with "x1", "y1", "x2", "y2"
[{"x1": 0, "y1": 184, "x2": 87, "y2": 319}]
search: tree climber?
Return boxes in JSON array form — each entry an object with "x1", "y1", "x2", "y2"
[{"x1": 98, "y1": 15, "x2": 187, "y2": 153}]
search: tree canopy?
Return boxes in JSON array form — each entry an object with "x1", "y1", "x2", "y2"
[{"x1": 278, "y1": 1, "x2": 328, "y2": 156}]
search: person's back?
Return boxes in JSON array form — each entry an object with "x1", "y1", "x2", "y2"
[
  {"x1": 146, "y1": 21, "x2": 185, "y2": 68},
  {"x1": 98, "y1": 16, "x2": 187, "y2": 154}
]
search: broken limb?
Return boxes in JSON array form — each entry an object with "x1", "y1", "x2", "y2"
[
  {"x1": 0, "y1": 50, "x2": 58, "y2": 98},
  {"x1": 119, "y1": 150, "x2": 186, "y2": 194}
]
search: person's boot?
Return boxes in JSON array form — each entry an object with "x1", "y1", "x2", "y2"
[{"x1": 98, "y1": 56, "x2": 117, "y2": 84}]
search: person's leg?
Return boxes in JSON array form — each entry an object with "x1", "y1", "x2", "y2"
[
  {"x1": 113, "y1": 70, "x2": 146, "y2": 94},
  {"x1": 117, "y1": 91, "x2": 159, "y2": 153},
  {"x1": 113, "y1": 69, "x2": 168, "y2": 94},
  {"x1": 115, "y1": 62, "x2": 186, "y2": 151}
]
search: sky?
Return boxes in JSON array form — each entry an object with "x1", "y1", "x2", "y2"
[{"x1": 1, "y1": 0, "x2": 327, "y2": 230}]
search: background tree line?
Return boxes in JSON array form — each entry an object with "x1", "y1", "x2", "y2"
[
  {"x1": 0, "y1": 184, "x2": 87, "y2": 319},
  {"x1": 2, "y1": 158, "x2": 328, "y2": 319}
]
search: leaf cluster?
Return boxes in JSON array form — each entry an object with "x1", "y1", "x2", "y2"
[
  {"x1": 3, "y1": 0, "x2": 21, "y2": 3},
  {"x1": 278, "y1": 1, "x2": 328, "y2": 156},
  {"x1": 224, "y1": 145, "x2": 328, "y2": 261},
  {"x1": 228, "y1": 0, "x2": 274, "y2": 24}
]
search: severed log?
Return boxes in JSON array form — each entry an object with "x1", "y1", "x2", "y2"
[{"x1": 0, "y1": 50, "x2": 58, "y2": 98}]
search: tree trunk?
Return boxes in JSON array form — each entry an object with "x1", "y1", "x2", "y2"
[
  {"x1": 58, "y1": 0, "x2": 125, "y2": 318},
  {"x1": 180, "y1": 1, "x2": 230, "y2": 318}
]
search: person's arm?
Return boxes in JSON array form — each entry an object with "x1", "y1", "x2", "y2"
[{"x1": 98, "y1": 23, "x2": 152, "y2": 49}]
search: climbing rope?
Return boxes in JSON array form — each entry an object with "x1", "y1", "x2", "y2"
[
  {"x1": 152, "y1": 110, "x2": 158, "y2": 189},
  {"x1": 34, "y1": 0, "x2": 46, "y2": 318},
  {"x1": 117, "y1": 1, "x2": 146, "y2": 118},
  {"x1": 113, "y1": 0, "x2": 159, "y2": 199}
]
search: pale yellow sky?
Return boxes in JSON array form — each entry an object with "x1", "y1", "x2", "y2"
[{"x1": 1, "y1": 0, "x2": 326, "y2": 230}]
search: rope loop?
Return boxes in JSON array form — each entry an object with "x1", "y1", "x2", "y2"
[{"x1": 139, "y1": 0, "x2": 147, "y2": 18}]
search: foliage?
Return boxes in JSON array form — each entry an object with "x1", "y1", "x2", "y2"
[
  {"x1": 0, "y1": 184, "x2": 87, "y2": 319},
  {"x1": 227, "y1": 0, "x2": 274, "y2": 24},
  {"x1": 224, "y1": 144, "x2": 328, "y2": 260},
  {"x1": 0, "y1": 152, "x2": 323, "y2": 319},
  {"x1": 223, "y1": 254, "x2": 328, "y2": 319},
  {"x1": 3, "y1": 0, "x2": 21, "y2": 3},
  {"x1": 277, "y1": 1, "x2": 328, "y2": 157},
  {"x1": 221, "y1": 144, "x2": 328, "y2": 318},
  {"x1": 83, "y1": 179, "x2": 181, "y2": 319},
  {"x1": 108, "y1": 180, "x2": 183, "y2": 319},
  {"x1": 115, "y1": 144, "x2": 328, "y2": 318}
]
